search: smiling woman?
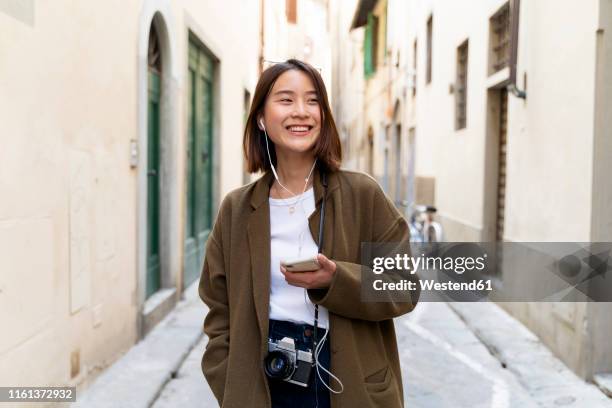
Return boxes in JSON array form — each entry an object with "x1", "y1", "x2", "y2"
[
  {"x1": 199, "y1": 59, "x2": 419, "y2": 408},
  {"x1": 243, "y1": 60, "x2": 341, "y2": 180}
]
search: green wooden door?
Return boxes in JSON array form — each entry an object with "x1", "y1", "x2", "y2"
[
  {"x1": 184, "y1": 41, "x2": 214, "y2": 288},
  {"x1": 146, "y1": 71, "x2": 161, "y2": 298}
]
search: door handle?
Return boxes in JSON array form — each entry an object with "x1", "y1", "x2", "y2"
[{"x1": 148, "y1": 169, "x2": 157, "y2": 176}]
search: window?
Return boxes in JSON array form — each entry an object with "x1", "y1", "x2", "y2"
[
  {"x1": 455, "y1": 40, "x2": 469, "y2": 130},
  {"x1": 426, "y1": 15, "x2": 432, "y2": 84},
  {"x1": 372, "y1": 14, "x2": 379, "y2": 68},
  {"x1": 489, "y1": 3, "x2": 510, "y2": 75},
  {"x1": 364, "y1": 12, "x2": 379, "y2": 78},
  {"x1": 286, "y1": 0, "x2": 297, "y2": 24}
]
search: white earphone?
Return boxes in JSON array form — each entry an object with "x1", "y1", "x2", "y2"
[{"x1": 259, "y1": 119, "x2": 265, "y2": 132}]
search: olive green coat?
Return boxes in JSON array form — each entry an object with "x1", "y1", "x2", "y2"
[{"x1": 199, "y1": 168, "x2": 419, "y2": 407}]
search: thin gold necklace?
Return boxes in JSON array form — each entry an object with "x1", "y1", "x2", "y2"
[
  {"x1": 273, "y1": 180, "x2": 312, "y2": 214},
  {"x1": 272, "y1": 161, "x2": 317, "y2": 214}
]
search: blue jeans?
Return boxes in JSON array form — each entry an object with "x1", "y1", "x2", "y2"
[{"x1": 267, "y1": 319, "x2": 331, "y2": 408}]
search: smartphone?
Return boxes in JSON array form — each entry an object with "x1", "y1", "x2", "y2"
[{"x1": 281, "y1": 256, "x2": 320, "y2": 272}]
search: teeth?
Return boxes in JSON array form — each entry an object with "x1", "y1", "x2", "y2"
[{"x1": 288, "y1": 126, "x2": 309, "y2": 132}]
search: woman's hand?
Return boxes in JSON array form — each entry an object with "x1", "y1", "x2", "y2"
[{"x1": 280, "y1": 253, "x2": 337, "y2": 289}]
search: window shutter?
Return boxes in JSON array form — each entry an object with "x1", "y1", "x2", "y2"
[
  {"x1": 364, "y1": 14, "x2": 373, "y2": 77},
  {"x1": 364, "y1": 13, "x2": 375, "y2": 78}
]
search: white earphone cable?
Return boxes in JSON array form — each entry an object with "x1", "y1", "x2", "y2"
[
  {"x1": 262, "y1": 119, "x2": 343, "y2": 395},
  {"x1": 262, "y1": 121, "x2": 316, "y2": 201},
  {"x1": 314, "y1": 328, "x2": 344, "y2": 394}
]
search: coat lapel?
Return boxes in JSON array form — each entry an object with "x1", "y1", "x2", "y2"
[{"x1": 248, "y1": 172, "x2": 274, "y2": 345}]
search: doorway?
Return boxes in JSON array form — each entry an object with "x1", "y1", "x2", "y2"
[
  {"x1": 483, "y1": 86, "x2": 509, "y2": 276},
  {"x1": 183, "y1": 39, "x2": 215, "y2": 289},
  {"x1": 146, "y1": 22, "x2": 162, "y2": 298}
]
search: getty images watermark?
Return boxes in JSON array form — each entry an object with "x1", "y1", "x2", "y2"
[
  {"x1": 371, "y1": 251, "x2": 491, "y2": 291},
  {"x1": 360, "y1": 242, "x2": 612, "y2": 302}
]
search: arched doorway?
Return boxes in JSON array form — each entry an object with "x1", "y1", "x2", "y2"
[
  {"x1": 137, "y1": 3, "x2": 181, "y2": 336},
  {"x1": 146, "y1": 22, "x2": 162, "y2": 298}
]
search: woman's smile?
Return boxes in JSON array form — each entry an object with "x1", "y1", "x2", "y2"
[{"x1": 285, "y1": 124, "x2": 313, "y2": 136}]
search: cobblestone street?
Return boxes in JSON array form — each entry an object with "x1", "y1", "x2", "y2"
[{"x1": 78, "y1": 282, "x2": 612, "y2": 408}]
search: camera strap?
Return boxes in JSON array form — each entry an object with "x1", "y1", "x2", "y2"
[{"x1": 313, "y1": 170, "x2": 327, "y2": 361}]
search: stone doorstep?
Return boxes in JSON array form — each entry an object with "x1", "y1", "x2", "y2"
[
  {"x1": 594, "y1": 374, "x2": 612, "y2": 398},
  {"x1": 143, "y1": 287, "x2": 178, "y2": 337},
  {"x1": 75, "y1": 281, "x2": 206, "y2": 408}
]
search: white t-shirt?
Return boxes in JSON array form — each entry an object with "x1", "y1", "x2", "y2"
[{"x1": 268, "y1": 187, "x2": 329, "y2": 329}]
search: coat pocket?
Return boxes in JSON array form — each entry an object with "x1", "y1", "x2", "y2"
[
  {"x1": 364, "y1": 366, "x2": 402, "y2": 407},
  {"x1": 364, "y1": 365, "x2": 391, "y2": 393}
]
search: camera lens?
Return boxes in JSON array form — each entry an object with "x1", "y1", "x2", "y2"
[{"x1": 264, "y1": 351, "x2": 294, "y2": 380}]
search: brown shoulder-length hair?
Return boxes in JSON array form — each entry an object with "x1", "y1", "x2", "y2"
[{"x1": 243, "y1": 59, "x2": 342, "y2": 174}]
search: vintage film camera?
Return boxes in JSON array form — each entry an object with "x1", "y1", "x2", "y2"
[{"x1": 264, "y1": 336, "x2": 313, "y2": 387}]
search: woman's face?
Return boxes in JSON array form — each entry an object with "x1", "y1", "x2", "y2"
[{"x1": 261, "y1": 69, "x2": 322, "y2": 158}]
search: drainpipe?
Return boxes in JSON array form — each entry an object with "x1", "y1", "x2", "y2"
[{"x1": 508, "y1": 0, "x2": 526, "y2": 99}]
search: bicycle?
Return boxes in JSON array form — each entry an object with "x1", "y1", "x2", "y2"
[{"x1": 405, "y1": 204, "x2": 444, "y2": 243}]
